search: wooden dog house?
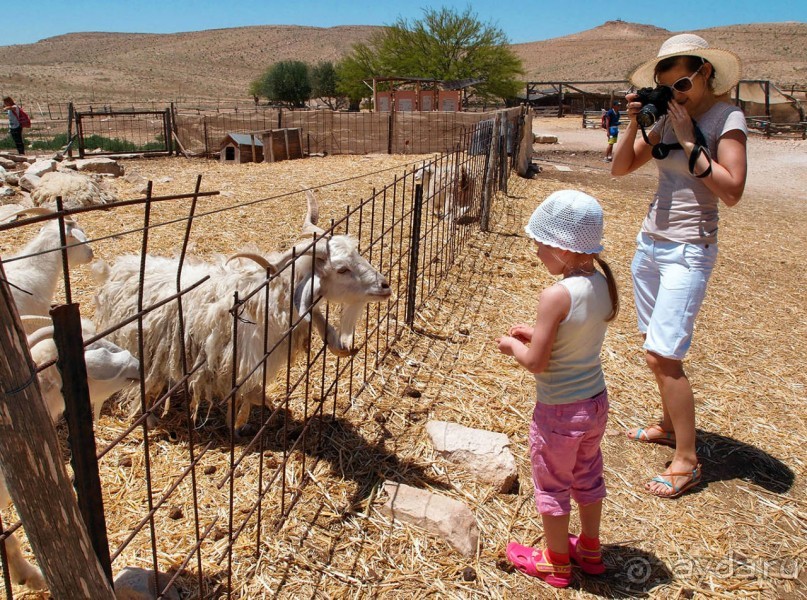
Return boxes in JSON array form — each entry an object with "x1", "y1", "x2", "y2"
[{"x1": 219, "y1": 133, "x2": 263, "y2": 163}]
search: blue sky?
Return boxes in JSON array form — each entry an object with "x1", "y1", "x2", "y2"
[{"x1": 3, "y1": 0, "x2": 805, "y2": 46}]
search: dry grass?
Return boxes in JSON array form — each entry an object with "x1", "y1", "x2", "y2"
[{"x1": 3, "y1": 141, "x2": 806, "y2": 599}]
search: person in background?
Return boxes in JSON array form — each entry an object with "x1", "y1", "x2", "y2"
[
  {"x1": 611, "y1": 34, "x2": 747, "y2": 499},
  {"x1": 497, "y1": 190, "x2": 619, "y2": 588},
  {"x1": 603, "y1": 100, "x2": 620, "y2": 162},
  {"x1": 3, "y1": 96, "x2": 25, "y2": 155}
]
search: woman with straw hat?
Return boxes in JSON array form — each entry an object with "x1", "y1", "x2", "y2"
[{"x1": 611, "y1": 34, "x2": 748, "y2": 499}]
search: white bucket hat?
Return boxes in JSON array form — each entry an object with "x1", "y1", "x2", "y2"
[
  {"x1": 525, "y1": 190, "x2": 604, "y2": 254},
  {"x1": 630, "y1": 33, "x2": 741, "y2": 96}
]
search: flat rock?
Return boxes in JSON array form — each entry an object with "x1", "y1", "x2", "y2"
[
  {"x1": 75, "y1": 157, "x2": 124, "y2": 176},
  {"x1": 113, "y1": 566, "x2": 179, "y2": 600},
  {"x1": 25, "y1": 159, "x2": 57, "y2": 178},
  {"x1": 426, "y1": 421, "x2": 518, "y2": 493},
  {"x1": 381, "y1": 481, "x2": 479, "y2": 557},
  {"x1": 534, "y1": 134, "x2": 558, "y2": 144}
]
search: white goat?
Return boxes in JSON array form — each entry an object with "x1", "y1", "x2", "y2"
[
  {"x1": 92, "y1": 191, "x2": 392, "y2": 431},
  {"x1": 414, "y1": 159, "x2": 472, "y2": 220},
  {"x1": 0, "y1": 318, "x2": 139, "y2": 592},
  {"x1": 1, "y1": 207, "x2": 94, "y2": 317},
  {"x1": 31, "y1": 170, "x2": 115, "y2": 210}
]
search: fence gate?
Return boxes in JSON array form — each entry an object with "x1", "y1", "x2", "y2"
[{"x1": 74, "y1": 109, "x2": 173, "y2": 158}]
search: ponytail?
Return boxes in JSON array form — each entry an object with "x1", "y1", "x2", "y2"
[{"x1": 594, "y1": 255, "x2": 619, "y2": 322}]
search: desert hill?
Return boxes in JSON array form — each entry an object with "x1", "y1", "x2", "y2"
[
  {"x1": 0, "y1": 20, "x2": 804, "y2": 103},
  {"x1": 513, "y1": 20, "x2": 807, "y2": 88}
]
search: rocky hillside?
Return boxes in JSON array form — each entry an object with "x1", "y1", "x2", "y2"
[{"x1": 0, "y1": 20, "x2": 804, "y2": 102}]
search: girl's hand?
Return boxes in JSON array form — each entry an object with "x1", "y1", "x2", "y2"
[
  {"x1": 666, "y1": 100, "x2": 695, "y2": 146},
  {"x1": 496, "y1": 336, "x2": 515, "y2": 356},
  {"x1": 508, "y1": 324, "x2": 533, "y2": 343}
]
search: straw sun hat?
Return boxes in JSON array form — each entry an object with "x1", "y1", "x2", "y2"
[{"x1": 630, "y1": 33, "x2": 742, "y2": 96}]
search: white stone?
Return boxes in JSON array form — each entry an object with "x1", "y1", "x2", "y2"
[
  {"x1": 24, "y1": 159, "x2": 57, "y2": 178},
  {"x1": 74, "y1": 157, "x2": 124, "y2": 176},
  {"x1": 0, "y1": 158, "x2": 14, "y2": 170},
  {"x1": 426, "y1": 421, "x2": 518, "y2": 493},
  {"x1": 19, "y1": 174, "x2": 41, "y2": 192},
  {"x1": 381, "y1": 481, "x2": 479, "y2": 557},
  {"x1": 0, "y1": 187, "x2": 15, "y2": 198}
]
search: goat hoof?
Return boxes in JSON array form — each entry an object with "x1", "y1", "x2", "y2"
[
  {"x1": 17, "y1": 567, "x2": 46, "y2": 591},
  {"x1": 235, "y1": 423, "x2": 259, "y2": 439}
]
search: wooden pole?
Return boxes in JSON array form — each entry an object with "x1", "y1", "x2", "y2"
[{"x1": 0, "y1": 264, "x2": 115, "y2": 598}]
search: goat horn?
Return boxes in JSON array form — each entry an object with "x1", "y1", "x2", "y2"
[
  {"x1": 20, "y1": 315, "x2": 53, "y2": 336},
  {"x1": 226, "y1": 253, "x2": 278, "y2": 274},
  {"x1": 303, "y1": 190, "x2": 326, "y2": 236},
  {"x1": 27, "y1": 325, "x2": 55, "y2": 348},
  {"x1": 0, "y1": 206, "x2": 55, "y2": 223}
]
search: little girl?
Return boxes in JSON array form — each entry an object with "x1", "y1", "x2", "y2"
[{"x1": 496, "y1": 189, "x2": 619, "y2": 588}]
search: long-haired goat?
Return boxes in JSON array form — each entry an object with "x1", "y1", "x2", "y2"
[
  {"x1": 0, "y1": 318, "x2": 139, "y2": 593},
  {"x1": 91, "y1": 191, "x2": 391, "y2": 431},
  {"x1": 1, "y1": 206, "x2": 94, "y2": 316},
  {"x1": 414, "y1": 159, "x2": 473, "y2": 220}
]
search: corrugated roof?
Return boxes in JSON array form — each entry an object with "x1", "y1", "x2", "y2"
[{"x1": 221, "y1": 133, "x2": 263, "y2": 147}]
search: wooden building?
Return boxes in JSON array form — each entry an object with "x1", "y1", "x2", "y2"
[{"x1": 219, "y1": 133, "x2": 263, "y2": 163}]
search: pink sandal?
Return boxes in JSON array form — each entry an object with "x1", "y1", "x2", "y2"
[
  {"x1": 568, "y1": 534, "x2": 605, "y2": 575},
  {"x1": 506, "y1": 542, "x2": 571, "y2": 588}
]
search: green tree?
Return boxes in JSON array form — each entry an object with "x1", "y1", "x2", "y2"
[
  {"x1": 310, "y1": 61, "x2": 345, "y2": 110},
  {"x1": 251, "y1": 60, "x2": 312, "y2": 108},
  {"x1": 336, "y1": 46, "x2": 380, "y2": 110},
  {"x1": 339, "y1": 7, "x2": 523, "y2": 105}
]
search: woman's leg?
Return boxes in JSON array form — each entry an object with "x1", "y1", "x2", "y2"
[
  {"x1": 644, "y1": 351, "x2": 699, "y2": 495},
  {"x1": 10, "y1": 127, "x2": 25, "y2": 154}
]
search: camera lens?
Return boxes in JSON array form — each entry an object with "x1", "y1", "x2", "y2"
[{"x1": 637, "y1": 104, "x2": 659, "y2": 128}]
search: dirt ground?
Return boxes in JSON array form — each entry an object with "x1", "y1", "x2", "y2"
[
  {"x1": 4, "y1": 120, "x2": 806, "y2": 599},
  {"x1": 530, "y1": 116, "x2": 807, "y2": 204}
]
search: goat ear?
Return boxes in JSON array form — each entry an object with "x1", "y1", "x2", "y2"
[
  {"x1": 68, "y1": 225, "x2": 88, "y2": 243},
  {"x1": 293, "y1": 273, "x2": 322, "y2": 324}
]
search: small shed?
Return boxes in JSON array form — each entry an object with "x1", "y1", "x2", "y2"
[
  {"x1": 219, "y1": 133, "x2": 263, "y2": 164},
  {"x1": 259, "y1": 128, "x2": 304, "y2": 162}
]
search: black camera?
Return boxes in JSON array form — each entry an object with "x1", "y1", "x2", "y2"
[{"x1": 635, "y1": 86, "x2": 674, "y2": 128}]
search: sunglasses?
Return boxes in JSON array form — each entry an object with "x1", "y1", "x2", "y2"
[{"x1": 656, "y1": 65, "x2": 704, "y2": 93}]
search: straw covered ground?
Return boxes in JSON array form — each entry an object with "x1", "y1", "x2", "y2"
[{"x1": 5, "y1": 118, "x2": 806, "y2": 599}]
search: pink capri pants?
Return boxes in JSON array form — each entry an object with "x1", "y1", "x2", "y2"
[{"x1": 529, "y1": 389, "x2": 609, "y2": 516}]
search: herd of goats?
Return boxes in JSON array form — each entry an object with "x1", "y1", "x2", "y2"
[{"x1": 0, "y1": 190, "x2": 395, "y2": 592}]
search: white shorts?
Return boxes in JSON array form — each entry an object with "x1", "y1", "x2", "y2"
[{"x1": 631, "y1": 232, "x2": 717, "y2": 360}]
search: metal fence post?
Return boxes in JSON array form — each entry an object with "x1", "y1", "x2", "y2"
[
  {"x1": 404, "y1": 183, "x2": 424, "y2": 326},
  {"x1": 51, "y1": 303, "x2": 114, "y2": 586}
]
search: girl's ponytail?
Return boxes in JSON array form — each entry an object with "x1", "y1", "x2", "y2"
[{"x1": 594, "y1": 255, "x2": 619, "y2": 322}]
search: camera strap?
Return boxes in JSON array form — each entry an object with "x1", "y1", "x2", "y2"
[
  {"x1": 688, "y1": 144, "x2": 713, "y2": 178},
  {"x1": 643, "y1": 118, "x2": 711, "y2": 173}
]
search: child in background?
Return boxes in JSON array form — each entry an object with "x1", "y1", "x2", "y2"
[{"x1": 496, "y1": 190, "x2": 619, "y2": 588}]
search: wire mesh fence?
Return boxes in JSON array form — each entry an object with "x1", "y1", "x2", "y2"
[{"x1": 0, "y1": 118, "x2": 512, "y2": 597}]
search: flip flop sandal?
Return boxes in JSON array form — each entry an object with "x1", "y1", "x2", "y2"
[
  {"x1": 630, "y1": 423, "x2": 676, "y2": 447},
  {"x1": 506, "y1": 542, "x2": 572, "y2": 588},
  {"x1": 647, "y1": 463, "x2": 702, "y2": 499},
  {"x1": 568, "y1": 534, "x2": 606, "y2": 575}
]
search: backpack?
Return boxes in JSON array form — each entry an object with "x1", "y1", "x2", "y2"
[
  {"x1": 14, "y1": 106, "x2": 31, "y2": 128},
  {"x1": 600, "y1": 111, "x2": 608, "y2": 129}
]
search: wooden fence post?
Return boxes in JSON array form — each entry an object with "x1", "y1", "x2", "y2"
[
  {"x1": 481, "y1": 112, "x2": 501, "y2": 232},
  {"x1": 0, "y1": 264, "x2": 115, "y2": 598}
]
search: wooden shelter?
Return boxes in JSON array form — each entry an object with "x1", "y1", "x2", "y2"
[
  {"x1": 259, "y1": 128, "x2": 304, "y2": 162},
  {"x1": 219, "y1": 133, "x2": 263, "y2": 163},
  {"x1": 369, "y1": 77, "x2": 481, "y2": 112}
]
